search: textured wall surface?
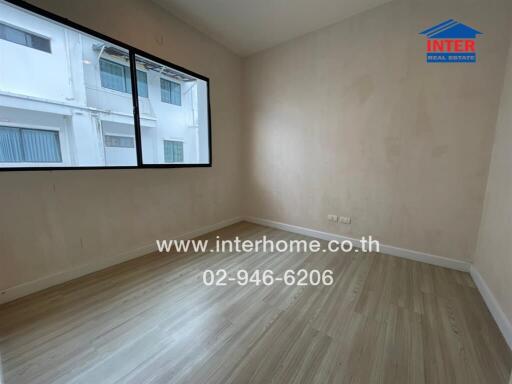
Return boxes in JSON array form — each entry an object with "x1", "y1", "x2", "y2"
[
  {"x1": 1, "y1": 0, "x2": 512, "y2": 302},
  {"x1": 474, "y1": 32, "x2": 512, "y2": 329},
  {"x1": 0, "y1": 0, "x2": 242, "y2": 291},
  {"x1": 243, "y1": 0, "x2": 512, "y2": 261}
]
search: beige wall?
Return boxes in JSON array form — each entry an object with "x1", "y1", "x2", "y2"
[
  {"x1": 474, "y1": 33, "x2": 512, "y2": 327},
  {"x1": 242, "y1": 0, "x2": 512, "y2": 261},
  {"x1": 1, "y1": 0, "x2": 511, "y2": 300},
  {"x1": 0, "y1": 0, "x2": 242, "y2": 292}
]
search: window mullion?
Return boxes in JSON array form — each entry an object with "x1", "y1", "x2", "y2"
[{"x1": 128, "y1": 51, "x2": 143, "y2": 167}]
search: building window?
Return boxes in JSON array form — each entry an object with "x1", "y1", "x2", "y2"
[
  {"x1": 164, "y1": 140, "x2": 184, "y2": 163},
  {"x1": 0, "y1": 22, "x2": 51, "y2": 53},
  {"x1": 136, "y1": 71, "x2": 148, "y2": 98},
  {"x1": 160, "y1": 78, "x2": 181, "y2": 106},
  {"x1": 0, "y1": 126, "x2": 62, "y2": 163},
  {"x1": 104, "y1": 135, "x2": 135, "y2": 148},
  {"x1": 99, "y1": 58, "x2": 148, "y2": 97}
]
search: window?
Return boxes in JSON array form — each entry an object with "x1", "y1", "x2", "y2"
[
  {"x1": 100, "y1": 58, "x2": 148, "y2": 98},
  {"x1": 0, "y1": 126, "x2": 61, "y2": 162},
  {"x1": 161, "y1": 78, "x2": 181, "y2": 106},
  {"x1": 136, "y1": 54, "x2": 209, "y2": 165},
  {"x1": 136, "y1": 71, "x2": 148, "y2": 98},
  {"x1": 104, "y1": 135, "x2": 135, "y2": 148},
  {"x1": 0, "y1": 22, "x2": 51, "y2": 53},
  {"x1": 0, "y1": 0, "x2": 210, "y2": 170},
  {"x1": 100, "y1": 59, "x2": 126, "y2": 93},
  {"x1": 164, "y1": 140, "x2": 184, "y2": 163}
]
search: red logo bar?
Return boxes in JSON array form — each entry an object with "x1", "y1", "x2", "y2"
[{"x1": 427, "y1": 39, "x2": 475, "y2": 52}]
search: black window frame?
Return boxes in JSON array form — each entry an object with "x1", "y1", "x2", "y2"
[{"x1": 0, "y1": 0, "x2": 212, "y2": 172}]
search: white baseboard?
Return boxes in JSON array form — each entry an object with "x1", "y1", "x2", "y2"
[
  {"x1": 377, "y1": 243, "x2": 470, "y2": 272},
  {"x1": 470, "y1": 266, "x2": 512, "y2": 351},
  {"x1": 244, "y1": 216, "x2": 471, "y2": 272},
  {"x1": 0, "y1": 217, "x2": 242, "y2": 305}
]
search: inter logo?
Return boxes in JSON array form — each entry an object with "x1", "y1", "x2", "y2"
[{"x1": 420, "y1": 19, "x2": 482, "y2": 63}]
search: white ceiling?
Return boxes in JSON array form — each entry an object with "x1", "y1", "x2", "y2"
[{"x1": 153, "y1": 0, "x2": 392, "y2": 56}]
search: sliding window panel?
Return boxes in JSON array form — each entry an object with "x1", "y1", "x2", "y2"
[
  {"x1": 0, "y1": 0, "x2": 138, "y2": 168},
  {"x1": 134, "y1": 54, "x2": 211, "y2": 165}
]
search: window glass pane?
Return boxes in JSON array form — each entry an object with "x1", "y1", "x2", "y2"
[
  {"x1": 0, "y1": 126, "x2": 23, "y2": 162},
  {"x1": 160, "y1": 78, "x2": 181, "y2": 106},
  {"x1": 104, "y1": 135, "x2": 135, "y2": 148},
  {"x1": 29, "y1": 34, "x2": 51, "y2": 53},
  {"x1": 21, "y1": 128, "x2": 61, "y2": 162},
  {"x1": 100, "y1": 59, "x2": 126, "y2": 93},
  {"x1": 0, "y1": 0, "x2": 136, "y2": 167},
  {"x1": 99, "y1": 60, "x2": 148, "y2": 98},
  {"x1": 137, "y1": 54, "x2": 210, "y2": 165},
  {"x1": 0, "y1": 126, "x2": 62, "y2": 162},
  {"x1": 4, "y1": 24, "x2": 27, "y2": 45},
  {"x1": 125, "y1": 66, "x2": 132, "y2": 94},
  {"x1": 0, "y1": 22, "x2": 51, "y2": 53},
  {"x1": 171, "y1": 82, "x2": 181, "y2": 106},
  {"x1": 160, "y1": 78, "x2": 171, "y2": 103},
  {"x1": 136, "y1": 70, "x2": 148, "y2": 98},
  {"x1": 164, "y1": 140, "x2": 184, "y2": 163}
]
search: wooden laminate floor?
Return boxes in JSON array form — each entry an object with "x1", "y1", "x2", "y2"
[{"x1": 0, "y1": 222, "x2": 511, "y2": 384}]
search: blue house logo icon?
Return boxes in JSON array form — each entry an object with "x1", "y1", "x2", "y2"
[{"x1": 419, "y1": 20, "x2": 482, "y2": 63}]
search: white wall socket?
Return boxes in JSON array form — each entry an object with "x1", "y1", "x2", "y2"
[
  {"x1": 339, "y1": 216, "x2": 351, "y2": 224},
  {"x1": 328, "y1": 214, "x2": 351, "y2": 224}
]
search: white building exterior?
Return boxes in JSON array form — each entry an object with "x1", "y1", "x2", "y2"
[{"x1": 0, "y1": 1, "x2": 209, "y2": 167}]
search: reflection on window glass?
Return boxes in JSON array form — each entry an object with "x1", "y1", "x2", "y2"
[
  {"x1": 136, "y1": 54, "x2": 209, "y2": 165},
  {"x1": 0, "y1": 0, "x2": 136, "y2": 167}
]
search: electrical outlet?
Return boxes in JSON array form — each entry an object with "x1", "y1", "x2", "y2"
[
  {"x1": 327, "y1": 214, "x2": 338, "y2": 222},
  {"x1": 338, "y1": 216, "x2": 351, "y2": 224}
]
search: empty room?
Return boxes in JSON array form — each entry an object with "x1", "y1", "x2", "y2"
[{"x1": 0, "y1": 0, "x2": 511, "y2": 383}]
